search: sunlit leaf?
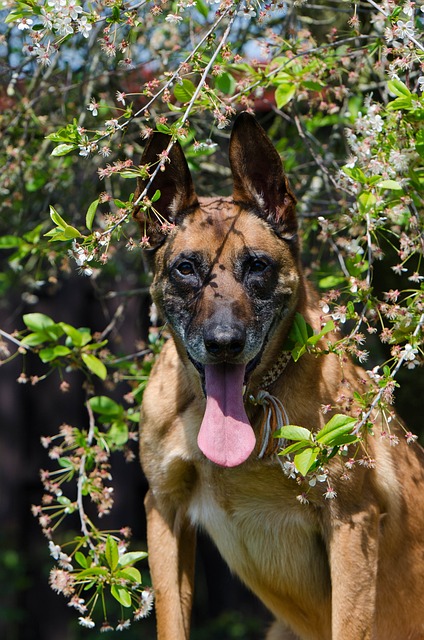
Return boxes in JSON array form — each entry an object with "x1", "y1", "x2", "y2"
[
  {"x1": 81, "y1": 353, "x2": 107, "y2": 380},
  {"x1": 111, "y1": 584, "x2": 132, "y2": 607}
]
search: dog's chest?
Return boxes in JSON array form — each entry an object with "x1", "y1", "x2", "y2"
[{"x1": 188, "y1": 463, "x2": 330, "y2": 616}]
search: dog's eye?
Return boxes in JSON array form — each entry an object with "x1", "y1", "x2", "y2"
[
  {"x1": 176, "y1": 261, "x2": 195, "y2": 276},
  {"x1": 249, "y1": 258, "x2": 268, "y2": 274}
]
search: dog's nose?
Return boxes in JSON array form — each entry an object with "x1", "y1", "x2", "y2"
[{"x1": 204, "y1": 322, "x2": 246, "y2": 359}]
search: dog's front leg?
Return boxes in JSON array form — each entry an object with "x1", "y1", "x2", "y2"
[
  {"x1": 328, "y1": 504, "x2": 380, "y2": 640},
  {"x1": 145, "y1": 489, "x2": 196, "y2": 640}
]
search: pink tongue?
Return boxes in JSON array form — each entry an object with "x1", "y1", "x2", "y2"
[{"x1": 197, "y1": 364, "x2": 256, "y2": 467}]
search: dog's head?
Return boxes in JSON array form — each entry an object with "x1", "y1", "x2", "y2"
[{"x1": 134, "y1": 113, "x2": 302, "y2": 467}]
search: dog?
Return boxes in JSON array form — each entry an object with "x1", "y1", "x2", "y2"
[{"x1": 133, "y1": 113, "x2": 424, "y2": 640}]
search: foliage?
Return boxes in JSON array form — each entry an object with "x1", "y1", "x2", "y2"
[
  {"x1": 1, "y1": 0, "x2": 424, "y2": 631},
  {"x1": 13, "y1": 311, "x2": 162, "y2": 627}
]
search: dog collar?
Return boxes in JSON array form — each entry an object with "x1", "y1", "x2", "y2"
[
  {"x1": 246, "y1": 350, "x2": 292, "y2": 459},
  {"x1": 259, "y1": 351, "x2": 292, "y2": 390}
]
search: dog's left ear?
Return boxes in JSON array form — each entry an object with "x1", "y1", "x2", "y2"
[
  {"x1": 229, "y1": 112, "x2": 297, "y2": 239},
  {"x1": 133, "y1": 133, "x2": 198, "y2": 247}
]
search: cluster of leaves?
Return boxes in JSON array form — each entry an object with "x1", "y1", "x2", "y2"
[
  {"x1": 48, "y1": 531, "x2": 153, "y2": 631},
  {"x1": 1, "y1": 0, "x2": 424, "y2": 632},
  {"x1": 19, "y1": 312, "x2": 108, "y2": 379},
  {"x1": 6, "y1": 311, "x2": 162, "y2": 628},
  {"x1": 276, "y1": 413, "x2": 358, "y2": 500},
  {"x1": 284, "y1": 312, "x2": 335, "y2": 362}
]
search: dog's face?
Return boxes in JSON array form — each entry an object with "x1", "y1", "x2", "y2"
[
  {"x1": 152, "y1": 202, "x2": 300, "y2": 375},
  {"x1": 134, "y1": 113, "x2": 301, "y2": 466},
  {"x1": 134, "y1": 113, "x2": 300, "y2": 377}
]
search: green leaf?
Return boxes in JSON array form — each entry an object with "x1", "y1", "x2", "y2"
[
  {"x1": 75, "y1": 552, "x2": 88, "y2": 568},
  {"x1": 23, "y1": 313, "x2": 55, "y2": 332},
  {"x1": 289, "y1": 313, "x2": 312, "y2": 345},
  {"x1": 275, "y1": 83, "x2": 296, "y2": 109},
  {"x1": 287, "y1": 313, "x2": 316, "y2": 361},
  {"x1": 5, "y1": 10, "x2": 23, "y2": 24},
  {"x1": 318, "y1": 274, "x2": 345, "y2": 289},
  {"x1": 302, "y1": 80, "x2": 326, "y2": 91},
  {"x1": 62, "y1": 225, "x2": 81, "y2": 240},
  {"x1": 274, "y1": 425, "x2": 312, "y2": 441},
  {"x1": 81, "y1": 353, "x2": 107, "y2": 380},
  {"x1": 58, "y1": 457, "x2": 74, "y2": 469},
  {"x1": 39, "y1": 345, "x2": 71, "y2": 362},
  {"x1": 44, "y1": 228, "x2": 67, "y2": 241},
  {"x1": 342, "y1": 166, "x2": 367, "y2": 184},
  {"x1": 111, "y1": 584, "x2": 132, "y2": 607},
  {"x1": 60, "y1": 323, "x2": 89, "y2": 347},
  {"x1": 117, "y1": 567, "x2": 142, "y2": 584},
  {"x1": 330, "y1": 434, "x2": 359, "y2": 446},
  {"x1": 195, "y1": 0, "x2": 209, "y2": 18},
  {"x1": 109, "y1": 421, "x2": 129, "y2": 446},
  {"x1": 85, "y1": 198, "x2": 99, "y2": 231},
  {"x1": 173, "y1": 79, "x2": 196, "y2": 104},
  {"x1": 358, "y1": 191, "x2": 376, "y2": 212},
  {"x1": 306, "y1": 320, "x2": 335, "y2": 346},
  {"x1": 21, "y1": 332, "x2": 47, "y2": 347},
  {"x1": 0, "y1": 236, "x2": 23, "y2": 249},
  {"x1": 215, "y1": 72, "x2": 236, "y2": 95},
  {"x1": 416, "y1": 130, "x2": 424, "y2": 158},
  {"x1": 105, "y1": 535, "x2": 119, "y2": 571},
  {"x1": 377, "y1": 180, "x2": 403, "y2": 191},
  {"x1": 386, "y1": 96, "x2": 412, "y2": 111},
  {"x1": 82, "y1": 339, "x2": 108, "y2": 351},
  {"x1": 294, "y1": 447, "x2": 319, "y2": 476},
  {"x1": 127, "y1": 411, "x2": 140, "y2": 423},
  {"x1": 49, "y1": 206, "x2": 67, "y2": 230},
  {"x1": 51, "y1": 143, "x2": 78, "y2": 157},
  {"x1": 316, "y1": 414, "x2": 357, "y2": 445},
  {"x1": 156, "y1": 123, "x2": 172, "y2": 134},
  {"x1": 23, "y1": 224, "x2": 44, "y2": 243},
  {"x1": 118, "y1": 551, "x2": 148, "y2": 567},
  {"x1": 278, "y1": 441, "x2": 310, "y2": 456},
  {"x1": 387, "y1": 79, "x2": 411, "y2": 98},
  {"x1": 89, "y1": 396, "x2": 122, "y2": 417},
  {"x1": 78, "y1": 567, "x2": 109, "y2": 579}
]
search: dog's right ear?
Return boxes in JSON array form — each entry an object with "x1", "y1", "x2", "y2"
[{"x1": 133, "y1": 133, "x2": 198, "y2": 248}]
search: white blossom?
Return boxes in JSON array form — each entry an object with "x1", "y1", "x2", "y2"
[
  {"x1": 78, "y1": 16, "x2": 92, "y2": 38},
  {"x1": 165, "y1": 13, "x2": 183, "y2": 23},
  {"x1": 48, "y1": 541, "x2": 61, "y2": 560},
  {"x1": 17, "y1": 18, "x2": 33, "y2": 30},
  {"x1": 79, "y1": 616, "x2": 95, "y2": 628}
]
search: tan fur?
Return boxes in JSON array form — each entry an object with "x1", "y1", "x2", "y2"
[{"x1": 136, "y1": 114, "x2": 424, "y2": 639}]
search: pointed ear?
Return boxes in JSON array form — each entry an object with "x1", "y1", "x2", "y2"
[
  {"x1": 229, "y1": 112, "x2": 297, "y2": 239},
  {"x1": 133, "y1": 133, "x2": 198, "y2": 247}
]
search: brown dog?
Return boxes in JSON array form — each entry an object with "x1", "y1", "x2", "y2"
[{"x1": 133, "y1": 113, "x2": 424, "y2": 640}]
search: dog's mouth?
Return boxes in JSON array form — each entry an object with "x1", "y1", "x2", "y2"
[{"x1": 190, "y1": 355, "x2": 261, "y2": 468}]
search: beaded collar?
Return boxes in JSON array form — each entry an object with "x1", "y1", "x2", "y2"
[{"x1": 246, "y1": 351, "x2": 292, "y2": 459}]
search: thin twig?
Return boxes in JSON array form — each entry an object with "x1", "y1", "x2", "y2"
[
  {"x1": 77, "y1": 401, "x2": 98, "y2": 557},
  {"x1": 103, "y1": 287, "x2": 150, "y2": 299},
  {"x1": 0, "y1": 328, "x2": 30, "y2": 351},
  {"x1": 99, "y1": 303, "x2": 125, "y2": 340},
  {"x1": 108, "y1": 348, "x2": 151, "y2": 365}
]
